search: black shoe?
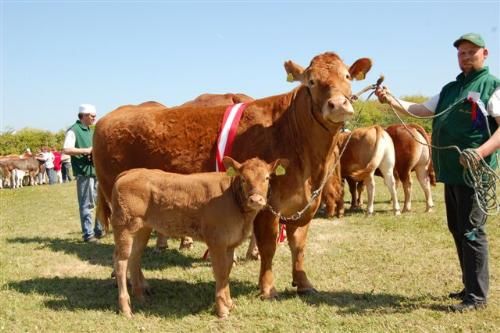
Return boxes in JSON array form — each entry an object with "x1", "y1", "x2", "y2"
[
  {"x1": 448, "y1": 289, "x2": 466, "y2": 300},
  {"x1": 449, "y1": 300, "x2": 487, "y2": 312},
  {"x1": 95, "y1": 232, "x2": 106, "y2": 239},
  {"x1": 85, "y1": 236, "x2": 99, "y2": 243}
]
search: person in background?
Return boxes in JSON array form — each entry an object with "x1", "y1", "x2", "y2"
[
  {"x1": 63, "y1": 104, "x2": 104, "y2": 243},
  {"x1": 52, "y1": 147, "x2": 62, "y2": 183},
  {"x1": 375, "y1": 33, "x2": 499, "y2": 312},
  {"x1": 61, "y1": 152, "x2": 72, "y2": 182},
  {"x1": 37, "y1": 147, "x2": 56, "y2": 185}
]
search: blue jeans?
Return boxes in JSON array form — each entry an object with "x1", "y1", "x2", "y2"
[
  {"x1": 46, "y1": 168, "x2": 56, "y2": 185},
  {"x1": 76, "y1": 175, "x2": 103, "y2": 241}
]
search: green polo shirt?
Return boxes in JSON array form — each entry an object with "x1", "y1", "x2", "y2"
[
  {"x1": 68, "y1": 120, "x2": 95, "y2": 177},
  {"x1": 432, "y1": 67, "x2": 499, "y2": 185}
]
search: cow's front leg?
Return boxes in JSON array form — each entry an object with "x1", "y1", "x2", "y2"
[
  {"x1": 287, "y1": 223, "x2": 316, "y2": 295},
  {"x1": 254, "y1": 211, "x2": 278, "y2": 299}
]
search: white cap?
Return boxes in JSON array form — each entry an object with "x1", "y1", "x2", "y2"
[{"x1": 78, "y1": 104, "x2": 97, "y2": 115}]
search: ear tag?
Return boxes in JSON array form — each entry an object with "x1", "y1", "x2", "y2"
[
  {"x1": 354, "y1": 72, "x2": 365, "y2": 80},
  {"x1": 275, "y1": 164, "x2": 286, "y2": 176},
  {"x1": 286, "y1": 73, "x2": 294, "y2": 82},
  {"x1": 226, "y1": 167, "x2": 237, "y2": 177}
]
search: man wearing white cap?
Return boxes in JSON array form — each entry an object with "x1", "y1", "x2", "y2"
[{"x1": 63, "y1": 104, "x2": 104, "y2": 243}]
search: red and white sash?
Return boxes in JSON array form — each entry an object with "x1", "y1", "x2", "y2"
[{"x1": 215, "y1": 103, "x2": 248, "y2": 171}]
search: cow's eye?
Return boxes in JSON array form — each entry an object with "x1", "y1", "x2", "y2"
[
  {"x1": 346, "y1": 74, "x2": 351, "y2": 80},
  {"x1": 308, "y1": 79, "x2": 315, "y2": 86}
]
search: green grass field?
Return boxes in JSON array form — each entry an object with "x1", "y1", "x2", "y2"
[{"x1": 0, "y1": 180, "x2": 499, "y2": 332}]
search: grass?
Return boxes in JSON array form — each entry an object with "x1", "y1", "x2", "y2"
[{"x1": 0, "y1": 180, "x2": 499, "y2": 332}]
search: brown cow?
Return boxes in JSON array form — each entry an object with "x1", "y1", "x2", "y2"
[
  {"x1": 180, "y1": 93, "x2": 254, "y2": 107},
  {"x1": 334, "y1": 126, "x2": 401, "y2": 215},
  {"x1": 0, "y1": 156, "x2": 42, "y2": 188},
  {"x1": 385, "y1": 123, "x2": 436, "y2": 212},
  {"x1": 94, "y1": 52, "x2": 372, "y2": 298},
  {"x1": 112, "y1": 157, "x2": 287, "y2": 318}
]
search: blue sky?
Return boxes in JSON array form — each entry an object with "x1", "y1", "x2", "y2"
[{"x1": 2, "y1": 0, "x2": 499, "y2": 132}]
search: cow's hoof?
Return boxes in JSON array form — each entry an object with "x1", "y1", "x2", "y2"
[
  {"x1": 259, "y1": 289, "x2": 278, "y2": 300},
  {"x1": 121, "y1": 310, "x2": 133, "y2": 319},
  {"x1": 297, "y1": 287, "x2": 318, "y2": 296},
  {"x1": 394, "y1": 210, "x2": 401, "y2": 216}
]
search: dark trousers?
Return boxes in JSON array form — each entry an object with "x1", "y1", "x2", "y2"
[
  {"x1": 62, "y1": 161, "x2": 72, "y2": 182},
  {"x1": 444, "y1": 184, "x2": 489, "y2": 302}
]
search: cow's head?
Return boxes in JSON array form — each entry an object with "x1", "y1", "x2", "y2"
[
  {"x1": 285, "y1": 52, "x2": 372, "y2": 124},
  {"x1": 223, "y1": 156, "x2": 289, "y2": 210}
]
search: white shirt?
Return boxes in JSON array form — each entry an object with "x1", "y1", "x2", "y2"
[
  {"x1": 41, "y1": 152, "x2": 55, "y2": 169},
  {"x1": 63, "y1": 129, "x2": 76, "y2": 149},
  {"x1": 423, "y1": 87, "x2": 500, "y2": 117}
]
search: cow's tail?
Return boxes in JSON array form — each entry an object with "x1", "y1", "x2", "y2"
[
  {"x1": 96, "y1": 185, "x2": 111, "y2": 233},
  {"x1": 411, "y1": 124, "x2": 437, "y2": 186},
  {"x1": 350, "y1": 125, "x2": 383, "y2": 181}
]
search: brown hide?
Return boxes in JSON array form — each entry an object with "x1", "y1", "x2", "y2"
[
  {"x1": 338, "y1": 125, "x2": 385, "y2": 181},
  {"x1": 94, "y1": 52, "x2": 372, "y2": 297},
  {"x1": 385, "y1": 124, "x2": 435, "y2": 185},
  {"x1": 385, "y1": 124, "x2": 435, "y2": 212},
  {"x1": 180, "y1": 93, "x2": 254, "y2": 107}
]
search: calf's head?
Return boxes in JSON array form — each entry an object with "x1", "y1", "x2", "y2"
[
  {"x1": 285, "y1": 52, "x2": 372, "y2": 124},
  {"x1": 223, "y1": 156, "x2": 289, "y2": 210}
]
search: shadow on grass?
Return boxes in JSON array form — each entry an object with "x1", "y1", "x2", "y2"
[
  {"x1": 7, "y1": 277, "x2": 256, "y2": 317},
  {"x1": 278, "y1": 288, "x2": 435, "y2": 314},
  {"x1": 6, "y1": 236, "x2": 203, "y2": 270}
]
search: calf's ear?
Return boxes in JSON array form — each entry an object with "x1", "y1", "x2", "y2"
[
  {"x1": 222, "y1": 156, "x2": 241, "y2": 176},
  {"x1": 271, "y1": 158, "x2": 290, "y2": 176},
  {"x1": 349, "y1": 58, "x2": 372, "y2": 81},
  {"x1": 284, "y1": 60, "x2": 305, "y2": 83}
]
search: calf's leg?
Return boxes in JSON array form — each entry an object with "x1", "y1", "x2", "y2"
[
  {"x1": 209, "y1": 246, "x2": 233, "y2": 318},
  {"x1": 128, "y1": 225, "x2": 152, "y2": 303},
  {"x1": 254, "y1": 212, "x2": 278, "y2": 299},
  {"x1": 113, "y1": 226, "x2": 133, "y2": 318}
]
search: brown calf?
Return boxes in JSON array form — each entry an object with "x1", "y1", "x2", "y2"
[{"x1": 111, "y1": 157, "x2": 287, "y2": 318}]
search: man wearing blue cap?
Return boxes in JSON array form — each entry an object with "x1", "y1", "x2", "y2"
[{"x1": 375, "y1": 33, "x2": 500, "y2": 312}]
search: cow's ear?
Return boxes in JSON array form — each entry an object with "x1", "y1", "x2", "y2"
[
  {"x1": 222, "y1": 156, "x2": 241, "y2": 176},
  {"x1": 284, "y1": 61, "x2": 305, "y2": 83},
  {"x1": 271, "y1": 158, "x2": 289, "y2": 176},
  {"x1": 349, "y1": 58, "x2": 372, "y2": 81}
]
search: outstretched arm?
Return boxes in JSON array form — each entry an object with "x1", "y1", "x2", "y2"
[{"x1": 375, "y1": 86, "x2": 435, "y2": 117}]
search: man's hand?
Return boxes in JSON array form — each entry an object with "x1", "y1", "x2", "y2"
[{"x1": 375, "y1": 86, "x2": 394, "y2": 105}]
